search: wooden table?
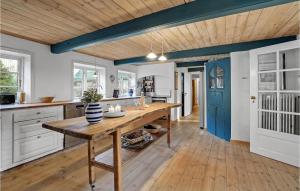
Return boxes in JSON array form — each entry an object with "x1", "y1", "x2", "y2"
[{"x1": 42, "y1": 103, "x2": 180, "y2": 191}]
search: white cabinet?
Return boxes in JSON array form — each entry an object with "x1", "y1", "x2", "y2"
[{"x1": 1, "y1": 106, "x2": 64, "y2": 171}]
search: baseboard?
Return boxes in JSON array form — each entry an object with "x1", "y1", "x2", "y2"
[{"x1": 230, "y1": 140, "x2": 250, "y2": 145}]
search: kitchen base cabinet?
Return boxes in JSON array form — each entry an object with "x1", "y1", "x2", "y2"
[{"x1": 0, "y1": 106, "x2": 64, "y2": 171}]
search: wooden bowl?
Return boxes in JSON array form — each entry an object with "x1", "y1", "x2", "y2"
[{"x1": 39, "y1": 96, "x2": 55, "y2": 103}]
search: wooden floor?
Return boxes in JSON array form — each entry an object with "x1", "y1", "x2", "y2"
[{"x1": 1, "y1": 112, "x2": 299, "y2": 191}]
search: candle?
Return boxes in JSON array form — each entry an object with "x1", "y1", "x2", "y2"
[
  {"x1": 115, "y1": 104, "x2": 121, "y2": 112},
  {"x1": 108, "y1": 106, "x2": 115, "y2": 113}
]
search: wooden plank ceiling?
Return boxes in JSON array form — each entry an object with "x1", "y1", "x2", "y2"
[
  {"x1": 1, "y1": 1, "x2": 299, "y2": 62},
  {"x1": 0, "y1": 0, "x2": 190, "y2": 44}
]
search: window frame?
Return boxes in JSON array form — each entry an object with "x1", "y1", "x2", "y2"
[
  {"x1": 117, "y1": 70, "x2": 136, "y2": 97},
  {"x1": 0, "y1": 53, "x2": 24, "y2": 94},
  {"x1": 73, "y1": 62, "x2": 106, "y2": 99}
]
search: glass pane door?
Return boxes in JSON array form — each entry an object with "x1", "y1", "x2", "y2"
[{"x1": 258, "y1": 48, "x2": 300, "y2": 135}]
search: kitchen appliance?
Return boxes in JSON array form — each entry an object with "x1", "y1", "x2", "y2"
[
  {"x1": 64, "y1": 102, "x2": 86, "y2": 148},
  {"x1": 113, "y1": 89, "x2": 119, "y2": 98},
  {"x1": 0, "y1": 94, "x2": 15, "y2": 105}
]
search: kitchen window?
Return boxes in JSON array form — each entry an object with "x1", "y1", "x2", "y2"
[
  {"x1": 118, "y1": 70, "x2": 136, "y2": 96},
  {"x1": 73, "y1": 62, "x2": 105, "y2": 99},
  {"x1": 0, "y1": 54, "x2": 23, "y2": 95}
]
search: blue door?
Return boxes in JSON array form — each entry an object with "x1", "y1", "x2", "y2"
[{"x1": 206, "y1": 58, "x2": 231, "y2": 141}]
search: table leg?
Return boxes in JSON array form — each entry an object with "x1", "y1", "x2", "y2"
[
  {"x1": 113, "y1": 128, "x2": 122, "y2": 191},
  {"x1": 167, "y1": 108, "x2": 171, "y2": 148},
  {"x1": 88, "y1": 140, "x2": 96, "y2": 190}
]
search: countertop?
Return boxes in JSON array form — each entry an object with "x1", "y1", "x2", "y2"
[
  {"x1": 0, "y1": 96, "x2": 141, "y2": 111},
  {"x1": 42, "y1": 103, "x2": 181, "y2": 140}
]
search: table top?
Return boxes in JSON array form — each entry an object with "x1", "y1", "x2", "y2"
[{"x1": 42, "y1": 103, "x2": 180, "y2": 140}]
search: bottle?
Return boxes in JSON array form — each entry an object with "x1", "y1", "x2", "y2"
[
  {"x1": 140, "y1": 92, "x2": 145, "y2": 109},
  {"x1": 17, "y1": 90, "x2": 25, "y2": 104}
]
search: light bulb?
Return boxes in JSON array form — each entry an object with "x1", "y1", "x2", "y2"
[
  {"x1": 93, "y1": 72, "x2": 97, "y2": 77},
  {"x1": 146, "y1": 52, "x2": 157, "y2": 59},
  {"x1": 158, "y1": 54, "x2": 167, "y2": 61}
]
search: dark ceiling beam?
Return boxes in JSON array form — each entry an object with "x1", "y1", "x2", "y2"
[
  {"x1": 51, "y1": 0, "x2": 296, "y2": 54},
  {"x1": 176, "y1": 61, "x2": 207, "y2": 68},
  {"x1": 188, "y1": 67, "x2": 204, "y2": 72},
  {"x1": 114, "y1": 36, "x2": 296, "y2": 65}
]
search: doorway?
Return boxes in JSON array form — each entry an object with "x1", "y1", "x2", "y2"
[
  {"x1": 181, "y1": 72, "x2": 185, "y2": 117},
  {"x1": 206, "y1": 58, "x2": 231, "y2": 141}
]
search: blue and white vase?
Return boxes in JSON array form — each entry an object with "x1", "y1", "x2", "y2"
[{"x1": 85, "y1": 103, "x2": 103, "y2": 124}]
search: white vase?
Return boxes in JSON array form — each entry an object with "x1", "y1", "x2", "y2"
[{"x1": 85, "y1": 103, "x2": 103, "y2": 124}]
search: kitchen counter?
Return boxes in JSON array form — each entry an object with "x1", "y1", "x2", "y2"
[{"x1": 0, "y1": 96, "x2": 141, "y2": 111}]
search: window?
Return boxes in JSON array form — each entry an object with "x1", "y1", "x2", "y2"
[
  {"x1": 118, "y1": 70, "x2": 136, "y2": 96},
  {"x1": 73, "y1": 62, "x2": 105, "y2": 99},
  {"x1": 0, "y1": 54, "x2": 23, "y2": 95},
  {"x1": 209, "y1": 65, "x2": 224, "y2": 89}
]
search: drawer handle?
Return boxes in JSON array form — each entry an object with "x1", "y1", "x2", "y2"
[
  {"x1": 36, "y1": 120, "x2": 41, "y2": 123},
  {"x1": 37, "y1": 136, "x2": 41, "y2": 139},
  {"x1": 36, "y1": 112, "x2": 41, "y2": 115}
]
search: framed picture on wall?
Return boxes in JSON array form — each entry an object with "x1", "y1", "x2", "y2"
[{"x1": 175, "y1": 72, "x2": 178, "y2": 90}]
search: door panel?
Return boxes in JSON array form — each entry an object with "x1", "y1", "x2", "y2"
[
  {"x1": 207, "y1": 106, "x2": 216, "y2": 135},
  {"x1": 216, "y1": 108, "x2": 225, "y2": 139},
  {"x1": 250, "y1": 40, "x2": 300, "y2": 167},
  {"x1": 206, "y1": 58, "x2": 231, "y2": 141}
]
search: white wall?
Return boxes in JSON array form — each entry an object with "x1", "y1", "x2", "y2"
[
  {"x1": 0, "y1": 34, "x2": 137, "y2": 102},
  {"x1": 231, "y1": 51, "x2": 250, "y2": 142},
  {"x1": 137, "y1": 63, "x2": 177, "y2": 120}
]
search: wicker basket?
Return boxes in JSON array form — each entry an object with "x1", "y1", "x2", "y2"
[{"x1": 122, "y1": 130, "x2": 149, "y2": 145}]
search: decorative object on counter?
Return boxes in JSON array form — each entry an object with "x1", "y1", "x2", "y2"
[
  {"x1": 140, "y1": 92, "x2": 145, "y2": 108},
  {"x1": 81, "y1": 88, "x2": 103, "y2": 124},
  {"x1": 108, "y1": 105, "x2": 115, "y2": 113},
  {"x1": 144, "y1": 124, "x2": 162, "y2": 134},
  {"x1": 104, "y1": 104, "x2": 125, "y2": 118},
  {"x1": 16, "y1": 91, "x2": 26, "y2": 104},
  {"x1": 39, "y1": 96, "x2": 54, "y2": 103},
  {"x1": 128, "y1": 88, "x2": 134, "y2": 97},
  {"x1": 103, "y1": 110, "x2": 125, "y2": 118},
  {"x1": 113, "y1": 89, "x2": 119, "y2": 98},
  {"x1": 115, "y1": 104, "x2": 121, "y2": 112},
  {"x1": 0, "y1": 94, "x2": 15, "y2": 105}
]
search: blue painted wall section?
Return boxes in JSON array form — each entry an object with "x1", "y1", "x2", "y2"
[
  {"x1": 51, "y1": 0, "x2": 297, "y2": 53},
  {"x1": 206, "y1": 58, "x2": 231, "y2": 141},
  {"x1": 114, "y1": 36, "x2": 296, "y2": 65}
]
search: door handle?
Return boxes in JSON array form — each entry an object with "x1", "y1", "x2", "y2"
[{"x1": 250, "y1": 96, "x2": 256, "y2": 103}]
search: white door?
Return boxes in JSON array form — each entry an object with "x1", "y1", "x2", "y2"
[{"x1": 250, "y1": 40, "x2": 300, "y2": 167}]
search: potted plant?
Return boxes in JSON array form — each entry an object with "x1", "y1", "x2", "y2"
[{"x1": 81, "y1": 88, "x2": 103, "y2": 124}]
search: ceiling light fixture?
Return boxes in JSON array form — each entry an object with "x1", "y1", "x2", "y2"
[
  {"x1": 93, "y1": 57, "x2": 97, "y2": 77},
  {"x1": 146, "y1": 41, "x2": 157, "y2": 59},
  {"x1": 158, "y1": 40, "x2": 167, "y2": 61}
]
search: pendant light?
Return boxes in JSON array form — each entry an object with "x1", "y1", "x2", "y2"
[
  {"x1": 158, "y1": 40, "x2": 167, "y2": 61},
  {"x1": 146, "y1": 40, "x2": 157, "y2": 59},
  {"x1": 93, "y1": 57, "x2": 97, "y2": 77}
]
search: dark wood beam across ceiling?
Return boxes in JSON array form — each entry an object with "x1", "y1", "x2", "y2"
[{"x1": 114, "y1": 36, "x2": 297, "y2": 65}]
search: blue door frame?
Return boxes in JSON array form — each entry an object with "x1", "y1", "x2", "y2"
[{"x1": 206, "y1": 58, "x2": 231, "y2": 141}]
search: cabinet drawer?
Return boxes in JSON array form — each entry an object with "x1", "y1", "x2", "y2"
[
  {"x1": 13, "y1": 107, "x2": 58, "y2": 122},
  {"x1": 13, "y1": 132, "x2": 59, "y2": 163},
  {"x1": 14, "y1": 116, "x2": 57, "y2": 140}
]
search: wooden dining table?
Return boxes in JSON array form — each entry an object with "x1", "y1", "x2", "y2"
[{"x1": 42, "y1": 102, "x2": 180, "y2": 191}]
